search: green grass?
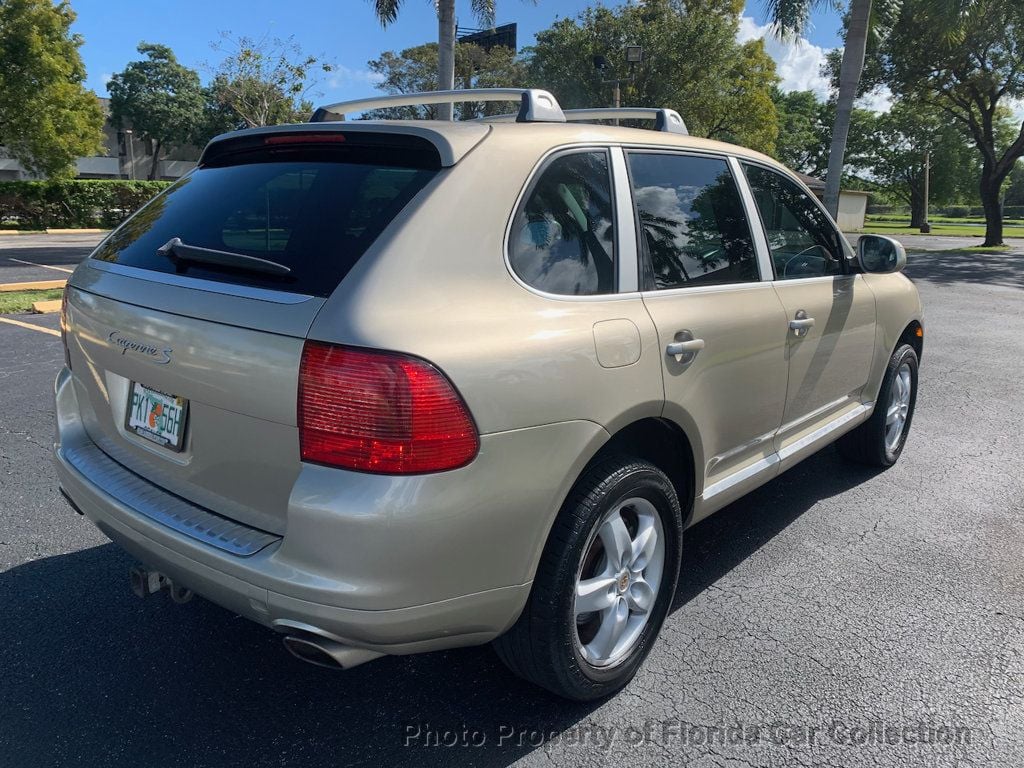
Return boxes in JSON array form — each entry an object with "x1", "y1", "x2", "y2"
[
  {"x1": 856, "y1": 220, "x2": 1013, "y2": 237},
  {"x1": 947, "y1": 245, "x2": 1012, "y2": 253},
  {"x1": 0, "y1": 288, "x2": 64, "y2": 314},
  {"x1": 867, "y1": 215, "x2": 1024, "y2": 226}
]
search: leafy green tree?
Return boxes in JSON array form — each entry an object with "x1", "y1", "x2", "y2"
[
  {"x1": 367, "y1": 42, "x2": 526, "y2": 119},
  {"x1": 865, "y1": 100, "x2": 979, "y2": 227},
  {"x1": 771, "y1": 89, "x2": 828, "y2": 174},
  {"x1": 771, "y1": 88, "x2": 877, "y2": 179},
  {"x1": 0, "y1": 0, "x2": 104, "y2": 177},
  {"x1": 880, "y1": 0, "x2": 1024, "y2": 245},
  {"x1": 370, "y1": 0, "x2": 496, "y2": 121},
  {"x1": 1005, "y1": 162, "x2": 1024, "y2": 207},
  {"x1": 525, "y1": 0, "x2": 780, "y2": 154},
  {"x1": 199, "y1": 33, "x2": 333, "y2": 138},
  {"x1": 108, "y1": 43, "x2": 205, "y2": 180}
]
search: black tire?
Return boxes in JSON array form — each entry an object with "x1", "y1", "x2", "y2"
[
  {"x1": 493, "y1": 455, "x2": 683, "y2": 701},
  {"x1": 838, "y1": 343, "x2": 919, "y2": 467}
]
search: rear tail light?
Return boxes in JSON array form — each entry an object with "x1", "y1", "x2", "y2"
[
  {"x1": 298, "y1": 341, "x2": 479, "y2": 474},
  {"x1": 59, "y1": 288, "x2": 71, "y2": 369}
]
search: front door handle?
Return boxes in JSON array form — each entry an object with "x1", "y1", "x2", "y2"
[
  {"x1": 666, "y1": 338, "x2": 705, "y2": 363},
  {"x1": 789, "y1": 310, "x2": 815, "y2": 337}
]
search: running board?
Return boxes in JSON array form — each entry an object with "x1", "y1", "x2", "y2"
[{"x1": 701, "y1": 403, "x2": 872, "y2": 503}]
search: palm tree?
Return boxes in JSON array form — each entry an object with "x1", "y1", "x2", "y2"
[
  {"x1": 371, "y1": 1, "x2": 496, "y2": 121},
  {"x1": 767, "y1": 0, "x2": 872, "y2": 219}
]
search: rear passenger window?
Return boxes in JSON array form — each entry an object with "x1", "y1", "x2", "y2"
[
  {"x1": 509, "y1": 151, "x2": 616, "y2": 295},
  {"x1": 627, "y1": 153, "x2": 759, "y2": 290}
]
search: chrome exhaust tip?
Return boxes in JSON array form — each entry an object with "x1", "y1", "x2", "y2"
[{"x1": 282, "y1": 634, "x2": 384, "y2": 671}]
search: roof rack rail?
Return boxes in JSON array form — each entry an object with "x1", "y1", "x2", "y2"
[
  {"x1": 478, "y1": 106, "x2": 688, "y2": 135},
  {"x1": 310, "y1": 88, "x2": 566, "y2": 124},
  {"x1": 563, "y1": 108, "x2": 688, "y2": 135}
]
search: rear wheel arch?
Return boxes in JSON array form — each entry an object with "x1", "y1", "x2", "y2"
[{"x1": 586, "y1": 418, "x2": 698, "y2": 527}]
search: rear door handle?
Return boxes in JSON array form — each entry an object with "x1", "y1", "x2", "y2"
[
  {"x1": 789, "y1": 311, "x2": 815, "y2": 337},
  {"x1": 666, "y1": 338, "x2": 705, "y2": 363}
]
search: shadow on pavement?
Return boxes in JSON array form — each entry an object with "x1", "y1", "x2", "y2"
[
  {"x1": 1, "y1": 449, "x2": 879, "y2": 768},
  {"x1": 904, "y1": 249, "x2": 1024, "y2": 291}
]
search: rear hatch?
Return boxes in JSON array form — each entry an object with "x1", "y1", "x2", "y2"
[{"x1": 63, "y1": 128, "x2": 450, "y2": 534}]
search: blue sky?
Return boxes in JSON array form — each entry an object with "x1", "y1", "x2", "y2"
[{"x1": 71, "y1": 0, "x2": 845, "y2": 106}]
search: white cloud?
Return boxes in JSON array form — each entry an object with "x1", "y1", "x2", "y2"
[
  {"x1": 326, "y1": 65, "x2": 385, "y2": 90},
  {"x1": 857, "y1": 87, "x2": 893, "y2": 113},
  {"x1": 738, "y1": 16, "x2": 896, "y2": 114},
  {"x1": 737, "y1": 15, "x2": 832, "y2": 99}
]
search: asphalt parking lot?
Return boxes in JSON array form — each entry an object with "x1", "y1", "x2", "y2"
[{"x1": 1, "y1": 236, "x2": 1022, "y2": 767}]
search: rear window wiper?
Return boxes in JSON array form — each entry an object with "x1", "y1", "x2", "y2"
[{"x1": 157, "y1": 237, "x2": 292, "y2": 277}]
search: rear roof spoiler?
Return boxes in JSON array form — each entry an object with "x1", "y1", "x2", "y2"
[{"x1": 199, "y1": 122, "x2": 491, "y2": 168}]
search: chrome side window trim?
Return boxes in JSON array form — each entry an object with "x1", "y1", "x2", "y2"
[
  {"x1": 85, "y1": 260, "x2": 316, "y2": 305},
  {"x1": 610, "y1": 147, "x2": 639, "y2": 293},
  {"x1": 728, "y1": 155, "x2": 775, "y2": 282}
]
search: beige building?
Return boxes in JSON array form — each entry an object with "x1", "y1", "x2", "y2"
[
  {"x1": 0, "y1": 96, "x2": 198, "y2": 181},
  {"x1": 796, "y1": 172, "x2": 870, "y2": 231}
]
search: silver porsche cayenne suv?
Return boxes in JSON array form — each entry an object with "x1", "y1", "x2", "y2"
[{"x1": 54, "y1": 89, "x2": 923, "y2": 700}]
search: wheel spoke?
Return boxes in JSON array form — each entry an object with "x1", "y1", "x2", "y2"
[
  {"x1": 629, "y1": 518, "x2": 658, "y2": 571},
  {"x1": 886, "y1": 403, "x2": 900, "y2": 426},
  {"x1": 587, "y1": 598, "x2": 629, "y2": 660},
  {"x1": 575, "y1": 576, "x2": 616, "y2": 616},
  {"x1": 598, "y1": 514, "x2": 632, "y2": 570},
  {"x1": 627, "y1": 577, "x2": 656, "y2": 614}
]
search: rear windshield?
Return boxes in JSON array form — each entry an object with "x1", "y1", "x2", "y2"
[{"x1": 91, "y1": 143, "x2": 438, "y2": 297}]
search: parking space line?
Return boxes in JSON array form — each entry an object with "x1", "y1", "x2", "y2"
[
  {"x1": 6, "y1": 258, "x2": 75, "y2": 274},
  {"x1": 0, "y1": 316, "x2": 61, "y2": 337}
]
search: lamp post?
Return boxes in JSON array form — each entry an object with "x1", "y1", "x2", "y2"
[
  {"x1": 124, "y1": 129, "x2": 136, "y2": 181},
  {"x1": 921, "y1": 150, "x2": 929, "y2": 233},
  {"x1": 593, "y1": 46, "x2": 643, "y2": 125}
]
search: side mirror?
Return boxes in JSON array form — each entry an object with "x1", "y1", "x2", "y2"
[{"x1": 857, "y1": 234, "x2": 907, "y2": 274}]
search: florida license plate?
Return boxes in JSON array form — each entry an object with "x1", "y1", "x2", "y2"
[{"x1": 125, "y1": 381, "x2": 188, "y2": 451}]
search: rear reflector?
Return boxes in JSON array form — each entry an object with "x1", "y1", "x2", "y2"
[{"x1": 298, "y1": 342, "x2": 479, "y2": 474}]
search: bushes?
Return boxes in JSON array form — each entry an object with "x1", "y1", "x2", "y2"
[
  {"x1": 0, "y1": 179, "x2": 172, "y2": 230},
  {"x1": 942, "y1": 205, "x2": 971, "y2": 218}
]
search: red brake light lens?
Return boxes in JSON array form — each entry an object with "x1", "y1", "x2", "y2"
[{"x1": 298, "y1": 342, "x2": 479, "y2": 474}]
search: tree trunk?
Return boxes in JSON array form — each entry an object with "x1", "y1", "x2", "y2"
[
  {"x1": 823, "y1": 0, "x2": 871, "y2": 218},
  {"x1": 909, "y1": 196, "x2": 925, "y2": 229},
  {"x1": 980, "y1": 175, "x2": 1004, "y2": 247},
  {"x1": 436, "y1": 0, "x2": 456, "y2": 121},
  {"x1": 148, "y1": 139, "x2": 162, "y2": 181}
]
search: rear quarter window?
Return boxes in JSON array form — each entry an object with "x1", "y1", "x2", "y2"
[
  {"x1": 508, "y1": 150, "x2": 616, "y2": 296},
  {"x1": 91, "y1": 139, "x2": 438, "y2": 297}
]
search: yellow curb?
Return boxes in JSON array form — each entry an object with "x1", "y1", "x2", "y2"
[
  {"x1": 0, "y1": 230, "x2": 45, "y2": 236},
  {"x1": 0, "y1": 279, "x2": 66, "y2": 292},
  {"x1": 31, "y1": 299, "x2": 63, "y2": 314},
  {"x1": 45, "y1": 228, "x2": 109, "y2": 235}
]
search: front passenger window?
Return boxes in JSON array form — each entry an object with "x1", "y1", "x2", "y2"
[
  {"x1": 509, "y1": 151, "x2": 616, "y2": 295},
  {"x1": 743, "y1": 164, "x2": 846, "y2": 280}
]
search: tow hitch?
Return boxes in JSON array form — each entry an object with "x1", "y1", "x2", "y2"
[{"x1": 129, "y1": 565, "x2": 194, "y2": 604}]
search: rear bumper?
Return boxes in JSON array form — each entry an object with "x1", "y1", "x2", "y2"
[{"x1": 53, "y1": 367, "x2": 607, "y2": 654}]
